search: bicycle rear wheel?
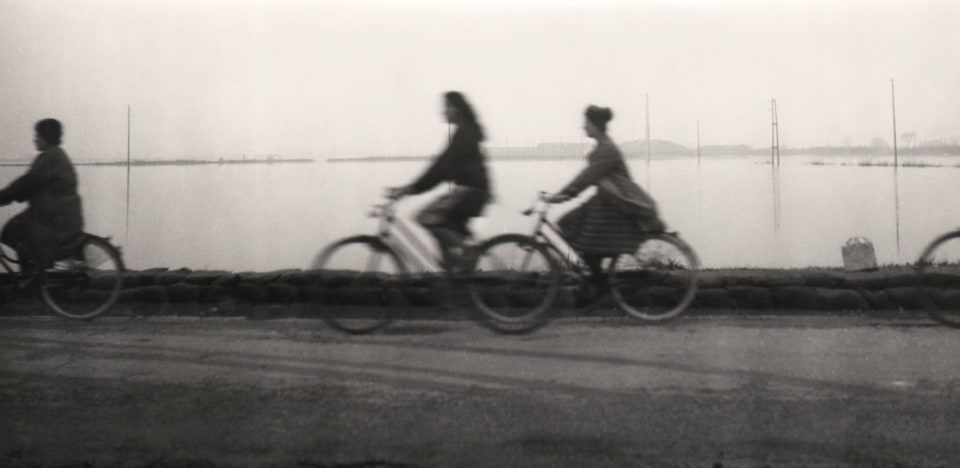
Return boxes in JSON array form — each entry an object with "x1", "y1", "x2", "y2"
[
  {"x1": 609, "y1": 233, "x2": 699, "y2": 322},
  {"x1": 916, "y1": 230, "x2": 960, "y2": 328},
  {"x1": 41, "y1": 236, "x2": 125, "y2": 320},
  {"x1": 311, "y1": 236, "x2": 406, "y2": 334},
  {"x1": 465, "y1": 234, "x2": 561, "y2": 334}
]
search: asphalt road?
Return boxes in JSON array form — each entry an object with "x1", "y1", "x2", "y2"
[{"x1": 1, "y1": 314, "x2": 959, "y2": 467}]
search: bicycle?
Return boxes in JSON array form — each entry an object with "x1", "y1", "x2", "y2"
[
  {"x1": 0, "y1": 232, "x2": 125, "y2": 320},
  {"x1": 311, "y1": 195, "x2": 552, "y2": 334},
  {"x1": 465, "y1": 191, "x2": 700, "y2": 332},
  {"x1": 914, "y1": 228, "x2": 960, "y2": 328}
]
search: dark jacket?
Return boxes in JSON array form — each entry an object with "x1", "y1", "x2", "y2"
[
  {"x1": 560, "y1": 139, "x2": 659, "y2": 220},
  {"x1": 409, "y1": 124, "x2": 489, "y2": 194},
  {"x1": 560, "y1": 140, "x2": 629, "y2": 195},
  {"x1": 0, "y1": 146, "x2": 84, "y2": 234}
]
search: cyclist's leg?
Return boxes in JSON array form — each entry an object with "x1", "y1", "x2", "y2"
[
  {"x1": 1, "y1": 215, "x2": 39, "y2": 278},
  {"x1": 579, "y1": 252, "x2": 612, "y2": 303},
  {"x1": 417, "y1": 187, "x2": 487, "y2": 267},
  {"x1": 443, "y1": 188, "x2": 489, "y2": 263},
  {"x1": 416, "y1": 192, "x2": 457, "y2": 262},
  {"x1": 432, "y1": 227, "x2": 467, "y2": 264}
]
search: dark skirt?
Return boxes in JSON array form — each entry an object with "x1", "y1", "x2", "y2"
[{"x1": 557, "y1": 194, "x2": 650, "y2": 255}]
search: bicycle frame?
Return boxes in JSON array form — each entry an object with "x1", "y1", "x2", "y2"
[
  {"x1": 369, "y1": 199, "x2": 446, "y2": 273},
  {"x1": 519, "y1": 192, "x2": 594, "y2": 278}
]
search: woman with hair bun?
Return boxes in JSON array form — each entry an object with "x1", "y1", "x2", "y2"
[{"x1": 546, "y1": 105, "x2": 665, "y2": 293}]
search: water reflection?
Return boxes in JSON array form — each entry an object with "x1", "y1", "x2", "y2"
[{"x1": 1, "y1": 154, "x2": 953, "y2": 271}]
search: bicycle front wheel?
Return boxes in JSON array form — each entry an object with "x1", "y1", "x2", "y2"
[
  {"x1": 916, "y1": 230, "x2": 960, "y2": 328},
  {"x1": 610, "y1": 233, "x2": 699, "y2": 322},
  {"x1": 466, "y1": 234, "x2": 561, "y2": 334},
  {"x1": 311, "y1": 236, "x2": 406, "y2": 334},
  {"x1": 42, "y1": 236, "x2": 125, "y2": 320}
]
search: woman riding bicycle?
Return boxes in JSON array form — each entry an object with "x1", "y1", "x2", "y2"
[
  {"x1": 387, "y1": 91, "x2": 491, "y2": 268},
  {"x1": 545, "y1": 105, "x2": 665, "y2": 294},
  {"x1": 0, "y1": 118, "x2": 84, "y2": 279}
]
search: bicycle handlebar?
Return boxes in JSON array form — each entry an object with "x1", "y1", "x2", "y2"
[
  {"x1": 522, "y1": 191, "x2": 556, "y2": 217},
  {"x1": 368, "y1": 195, "x2": 399, "y2": 219}
]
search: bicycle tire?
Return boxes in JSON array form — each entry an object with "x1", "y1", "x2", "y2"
[
  {"x1": 609, "y1": 232, "x2": 699, "y2": 322},
  {"x1": 41, "y1": 235, "x2": 125, "y2": 320},
  {"x1": 465, "y1": 234, "x2": 561, "y2": 334},
  {"x1": 915, "y1": 230, "x2": 960, "y2": 328},
  {"x1": 311, "y1": 235, "x2": 406, "y2": 334}
]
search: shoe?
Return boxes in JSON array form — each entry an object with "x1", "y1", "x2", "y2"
[{"x1": 577, "y1": 275, "x2": 610, "y2": 308}]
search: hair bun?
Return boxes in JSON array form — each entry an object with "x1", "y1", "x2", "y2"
[{"x1": 585, "y1": 105, "x2": 613, "y2": 125}]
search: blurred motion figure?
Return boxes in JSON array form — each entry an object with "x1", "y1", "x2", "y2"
[
  {"x1": 387, "y1": 91, "x2": 491, "y2": 267},
  {"x1": 0, "y1": 118, "x2": 84, "y2": 276}
]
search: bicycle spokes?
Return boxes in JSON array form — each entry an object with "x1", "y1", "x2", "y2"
[
  {"x1": 610, "y1": 234, "x2": 699, "y2": 322},
  {"x1": 41, "y1": 237, "x2": 124, "y2": 320},
  {"x1": 466, "y1": 235, "x2": 560, "y2": 332},
  {"x1": 312, "y1": 237, "x2": 405, "y2": 334},
  {"x1": 916, "y1": 232, "x2": 960, "y2": 328}
]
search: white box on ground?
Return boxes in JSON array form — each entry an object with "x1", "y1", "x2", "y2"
[{"x1": 842, "y1": 237, "x2": 878, "y2": 271}]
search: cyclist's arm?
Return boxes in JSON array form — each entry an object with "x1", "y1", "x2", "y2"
[
  {"x1": 0, "y1": 156, "x2": 55, "y2": 205},
  {"x1": 407, "y1": 153, "x2": 453, "y2": 195},
  {"x1": 556, "y1": 147, "x2": 620, "y2": 197},
  {"x1": 408, "y1": 125, "x2": 477, "y2": 195}
]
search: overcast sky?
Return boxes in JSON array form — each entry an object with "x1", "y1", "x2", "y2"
[{"x1": 1, "y1": 0, "x2": 958, "y2": 160}]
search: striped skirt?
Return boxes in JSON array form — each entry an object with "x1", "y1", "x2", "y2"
[{"x1": 557, "y1": 195, "x2": 649, "y2": 255}]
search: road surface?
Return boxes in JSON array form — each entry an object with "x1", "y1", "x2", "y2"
[{"x1": 1, "y1": 314, "x2": 958, "y2": 467}]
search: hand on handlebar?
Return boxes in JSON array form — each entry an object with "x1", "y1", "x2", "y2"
[
  {"x1": 385, "y1": 186, "x2": 411, "y2": 200},
  {"x1": 543, "y1": 192, "x2": 571, "y2": 204}
]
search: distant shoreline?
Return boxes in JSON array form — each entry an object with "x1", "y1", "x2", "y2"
[
  {"x1": 0, "y1": 158, "x2": 315, "y2": 167},
  {"x1": 327, "y1": 151, "x2": 960, "y2": 163},
  {"x1": 326, "y1": 154, "x2": 587, "y2": 163},
  {"x1": 327, "y1": 141, "x2": 960, "y2": 163}
]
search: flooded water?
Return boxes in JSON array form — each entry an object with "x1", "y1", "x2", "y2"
[{"x1": 1, "y1": 153, "x2": 956, "y2": 271}]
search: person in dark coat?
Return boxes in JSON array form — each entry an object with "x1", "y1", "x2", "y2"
[
  {"x1": 387, "y1": 91, "x2": 491, "y2": 267},
  {"x1": 546, "y1": 105, "x2": 665, "y2": 291},
  {"x1": 0, "y1": 118, "x2": 84, "y2": 275}
]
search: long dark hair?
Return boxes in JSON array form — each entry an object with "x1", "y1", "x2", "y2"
[{"x1": 445, "y1": 91, "x2": 485, "y2": 141}]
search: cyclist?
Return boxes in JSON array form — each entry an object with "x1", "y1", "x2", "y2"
[
  {"x1": 387, "y1": 91, "x2": 491, "y2": 268},
  {"x1": 0, "y1": 118, "x2": 84, "y2": 280},
  {"x1": 545, "y1": 105, "x2": 665, "y2": 296}
]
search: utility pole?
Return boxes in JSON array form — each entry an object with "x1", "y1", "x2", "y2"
[
  {"x1": 771, "y1": 99, "x2": 781, "y2": 166},
  {"x1": 696, "y1": 120, "x2": 701, "y2": 167},
  {"x1": 771, "y1": 99, "x2": 781, "y2": 231},
  {"x1": 891, "y1": 79, "x2": 901, "y2": 257},
  {"x1": 126, "y1": 105, "x2": 131, "y2": 246},
  {"x1": 891, "y1": 79, "x2": 899, "y2": 167},
  {"x1": 697, "y1": 120, "x2": 702, "y2": 222},
  {"x1": 645, "y1": 93, "x2": 651, "y2": 187}
]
